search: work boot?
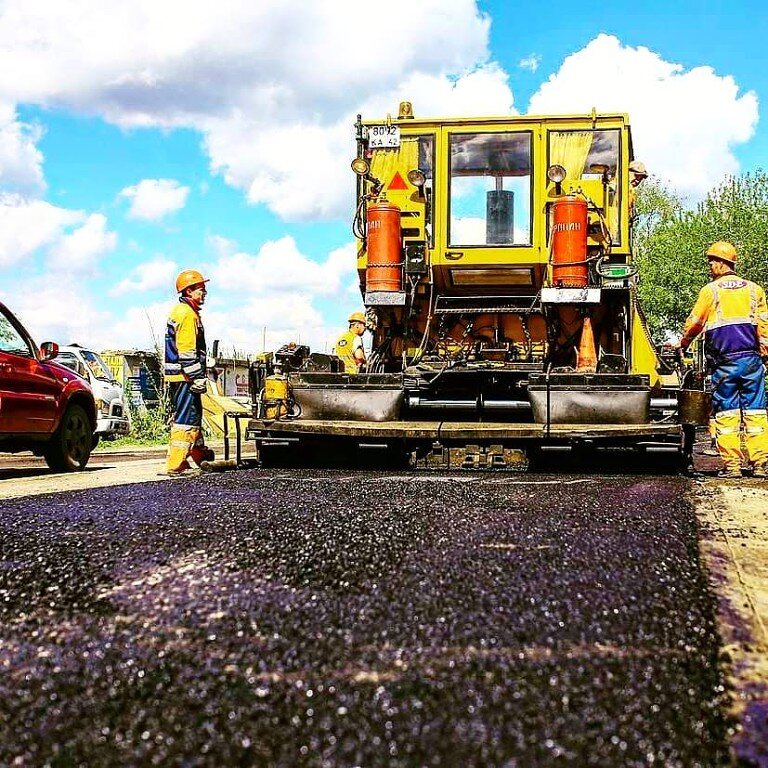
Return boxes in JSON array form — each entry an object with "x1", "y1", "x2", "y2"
[
  {"x1": 164, "y1": 467, "x2": 202, "y2": 478},
  {"x1": 717, "y1": 467, "x2": 742, "y2": 479},
  {"x1": 751, "y1": 464, "x2": 768, "y2": 479}
]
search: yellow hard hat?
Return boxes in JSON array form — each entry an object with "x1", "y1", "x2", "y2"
[
  {"x1": 176, "y1": 269, "x2": 209, "y2": 293},
  {"x1": 348, "y1": 311, "x2": 366, "y2": 324},
  {"x1": 706, "y1": 241, "x2": 737, "y2": 265}
]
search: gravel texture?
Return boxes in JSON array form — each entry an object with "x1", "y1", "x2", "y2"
[{"x1": 0, "y1": 471, "x2": 729, "y2": 766}]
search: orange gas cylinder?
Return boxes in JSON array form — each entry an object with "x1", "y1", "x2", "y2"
[
  {"x1": 366, "y1": 201, "x2": 402, "y2": 292},
  {"x1": 551, "y1": 196, "x2": 588, "y2": 288}
]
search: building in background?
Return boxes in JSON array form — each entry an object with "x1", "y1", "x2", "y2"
[{"x1": 100, "y1": 350, "x2": 163, "y2": 409}]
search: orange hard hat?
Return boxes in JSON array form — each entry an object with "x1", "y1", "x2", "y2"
[
  {"x1": 706, "y1": 241, "x2": 737, "y2": 265},
  {"x1": 176, "y1": 269, "x2": 209, "y2": 293},
  {"x1": 348, "y1": 311, "x2": 366, "y2": 324}
]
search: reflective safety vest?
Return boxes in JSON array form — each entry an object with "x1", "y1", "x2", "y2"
[
  {"x1": 164, "y1": 299, "x2": 206, "y2": 382},
  {"x1": 682, "y1": 274, "x2": 768, "y2": 361},
  {"x1": 334, "y1": 329, "x2": 363, "y2": 373}
]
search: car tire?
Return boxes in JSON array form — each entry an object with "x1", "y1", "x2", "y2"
[{"x1": 44, "y1": 403, "x2": 93, "y2": 472}]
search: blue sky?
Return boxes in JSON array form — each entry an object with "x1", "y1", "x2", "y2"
[{"x1": 0, "y1": 0, "x2": 762, "y2": 353}]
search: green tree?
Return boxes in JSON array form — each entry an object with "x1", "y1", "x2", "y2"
[{"x1": 634, "y1": 171, "x2": 768, "y2": 340}]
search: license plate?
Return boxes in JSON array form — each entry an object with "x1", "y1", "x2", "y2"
[{"x1": 368, "y1": 124, "x2": 400, "y2": 149}]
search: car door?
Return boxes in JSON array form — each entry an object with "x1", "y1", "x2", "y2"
[{"x1": 0, "y1": 306, "x2": 59, "y2": 434}]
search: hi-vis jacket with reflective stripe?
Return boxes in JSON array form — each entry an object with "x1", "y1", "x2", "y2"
[
  {"x1": 334, "y1": 329, "x2": 363, "y2": 373},
  {"x1": 681, "y1": 274, "x2": 768, "y2": 361},
  {"x1": 164, "y1": 299, "x2": 206, "y2": 382}
]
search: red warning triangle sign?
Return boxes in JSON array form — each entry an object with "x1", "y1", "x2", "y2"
[{"x1": 388, "y1": 172, "x2": 408, "y2": 191}]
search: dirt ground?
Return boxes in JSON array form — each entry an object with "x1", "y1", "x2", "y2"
[
  {"x1": 0, "y1": 440, "x2": 246, "y2": 501},
  {"x1": 694, "y1": 479, "x2": 768, "y2": 764}
]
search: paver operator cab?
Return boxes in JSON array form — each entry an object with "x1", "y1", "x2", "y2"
[{"x1": 249, "y1": 104, "x2": 707, "y2": 468}]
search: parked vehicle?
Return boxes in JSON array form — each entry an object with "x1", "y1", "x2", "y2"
[
  {"x1": 56, "y1": 344, "x2": 130, "y2": 441},
  {"x1": 0, "y1": 302, "x2": 97, "y2": 471}
]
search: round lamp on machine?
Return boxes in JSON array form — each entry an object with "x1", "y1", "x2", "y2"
[
  {"x1": 547, "y1": 164, "x2": 567, "y2": 184},
  {"x1": 351, "y1": 158, "x2": 370, "y2": 176},
  {"x1": 407, "y1": 169, "x2": 426, "y2": 188}
]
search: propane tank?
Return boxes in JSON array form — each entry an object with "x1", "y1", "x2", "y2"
[
  {"x1": 551, "y1": 196, "x2": 588, "y2": 288},
  {"x1": 366, "y1": 201, "x2": 402, "y2": 292},
  {"x1": 261, "y1": 374, "x2": 290, "y2": 420}
]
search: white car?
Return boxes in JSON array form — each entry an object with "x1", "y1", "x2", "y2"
[{"x1": 55, "y1": 345, "x2": 130, "y2": 441}]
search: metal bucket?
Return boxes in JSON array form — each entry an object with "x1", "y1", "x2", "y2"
[{"x1": 677, "y1": 389, "x2": 711, "y2": 425}]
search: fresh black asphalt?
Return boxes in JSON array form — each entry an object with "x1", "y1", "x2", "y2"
[{"x1": 0, "y1": 470, "x2": 730, "y2": 766}]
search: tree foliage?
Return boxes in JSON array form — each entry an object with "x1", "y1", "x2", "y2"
[{"x1": 634, "y1": 171, "x2": 768, "y2": 340}]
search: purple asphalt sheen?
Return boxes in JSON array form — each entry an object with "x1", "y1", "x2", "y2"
[{"x1": 0, "y1": 470, "x2": 729, "y2": 766}]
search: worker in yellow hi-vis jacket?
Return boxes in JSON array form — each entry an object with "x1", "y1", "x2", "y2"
[
  {"x1": 680, "y1": 241, "x2": 768, "y2": 478},
  {"x1": 164, "y1": 269, "x2": 215, "y2": 475},
  {"x1": 334, "y1": 311, "x2": 367, "y2": 373}
]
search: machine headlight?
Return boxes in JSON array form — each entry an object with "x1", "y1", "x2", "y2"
[
  {"x1": 407, "y1": 169, "x2": 426, "y2": 188},
  {"x1": 547, "y1": 164, "x2": 567, "y2": 184},
  {"x1": 351, "y1": 158, "x2": 370, "y2": 176}
]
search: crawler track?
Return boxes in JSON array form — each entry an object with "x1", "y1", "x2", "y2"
[{"x1": 0, "y1": 470, "x2": 728, "y2": 766}]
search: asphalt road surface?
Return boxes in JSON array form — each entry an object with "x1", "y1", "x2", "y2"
[{"x1": 0, "y1": 469, "x2": 730, "y2": 766}]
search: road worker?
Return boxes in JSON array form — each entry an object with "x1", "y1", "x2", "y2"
[
  {"x1": 334, "y1": 311, "x2": 367, "y2": 373},
  {"x1": 628, "y1": 160, "x2": 648, "y2": 219},
  {"x1": 164, "y1": 269, "x2": 214, "y2": 475},
  {"x1": 679, "y1": 241, "x2": 768, "y2": 478}
]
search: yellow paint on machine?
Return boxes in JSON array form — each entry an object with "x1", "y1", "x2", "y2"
[{"x1": 201, "y1": 380, "x2": 249, "y2": 437}]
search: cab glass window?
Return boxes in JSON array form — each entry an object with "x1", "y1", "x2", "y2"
[
  {"x1": 548, "y1": 129, "x2": 621, "y2": 243},
  {"x1": 55, "y1": 352, "x2": 88, "y2": 378},
  {"x1": 449, "y1": 132, "x2": 532, "y2": 247},
  {"x1": 0, "y1": 311, "x2": 33, "y2": 357},
  {"x1": 82, "y1": 350, "x2": 114, "y2": 381},
  {"x1": 369, "y1": 134, "x2": 434, "y2": 245}
]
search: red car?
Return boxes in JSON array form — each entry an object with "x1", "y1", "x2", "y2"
[{"x1": 0, "y1": 301, "x2": 97, "y2": 471}]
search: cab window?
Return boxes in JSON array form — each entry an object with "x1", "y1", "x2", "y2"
[
  {"x1": 548, "y1": 129, "x2": 621, "y2": 243},
  {"x1": 369, "y1": 133, "x2": 435, "y2": 245},
  {"x1": 56, "y1": 352, "x2": 88, "y2": 379},
  {"x1": 449, "y1": 132, "x2": 532, "y2": 247},
  {"x1": 0, "y1": 310, "x2": 33, "y2": 357},
  {"x1": 82, "y1": 350, "x2": 114, "y2": 382}
]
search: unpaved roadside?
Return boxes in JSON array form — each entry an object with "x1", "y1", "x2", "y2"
[
  {"x1": 0, "y1": 457, "x2": 170, "y2": 500},
  {"x1": 694, "y1": 479, "x2": 768, "y2": 765},
  {"x1": 0, "y1": 440, "x2": 249, "y2": 500}
]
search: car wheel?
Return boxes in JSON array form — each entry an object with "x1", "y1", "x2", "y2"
[{"x1": 44, "y1": 404, "x2": 93, "y2": 472}]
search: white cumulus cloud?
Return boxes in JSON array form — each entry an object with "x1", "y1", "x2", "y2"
[
  {"x1": 47, "y1": 213, "x2": 117, "y2": 273},
  {"x1": 210, "y1": 236, "x2": 356, "y2": 298},
  {"x1": 0, "y1": 103, "x2": 45, "y2": 194},
  {"x1": 111, "y1": 256, "x2": 178, "y2": 296},
  {"x1": 0, "y1": 0, "x2": 512, "y2": 220},
  {"x1": 4, "y1": 277, "x2": 113, "y2": 347},
  {"x1": 0, "y1": 193, "x2": 82, "y2": 267},
  {"x1": 528, "y1": 34, "x2": 759, "y2": 197},
  {"x1": 518, "y1": 54, "x2": 541, "y2": 73},
  {"x1": 119, "y1": 178, "x2": 190, "y2": 221}
]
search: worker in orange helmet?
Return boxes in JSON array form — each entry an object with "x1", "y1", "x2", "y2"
[
  {"x1": 334, "y1": 311, "x2": 368, "y2": 373},
  {"x1": 163, "y1": 269, "x2": 215, "y2": 475},
  {"x1": 628, "y1": 160, "x2": 648, "y2": 219},
  {"x1": 679, "y1": 241, "x2": 768, "y2": 478}
]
